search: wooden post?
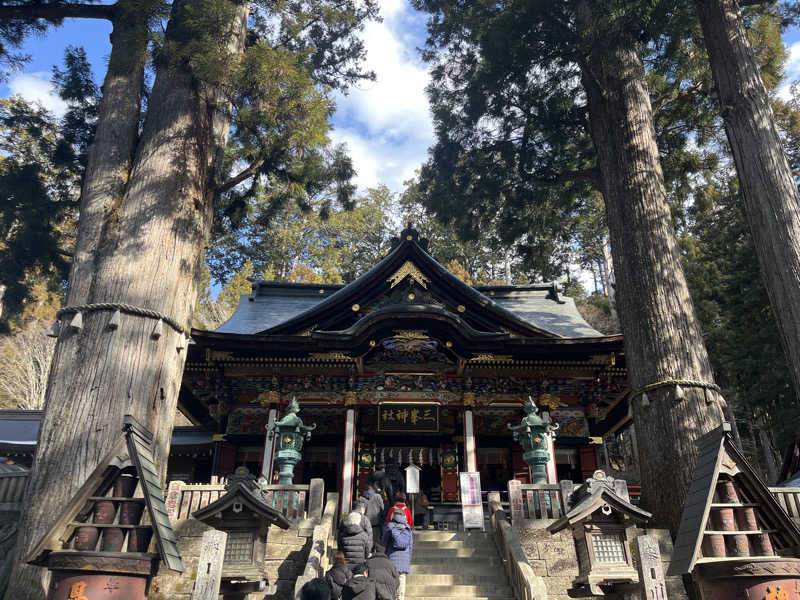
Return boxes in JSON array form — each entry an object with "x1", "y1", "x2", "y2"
[
  {"x1": 635, "y1": 534, "x2": 667, "y2": 600},
  {"x1": 340, "y1": 408, "x2": 356, "y2": 516},
  {"x1": 261, "y1": 407, "x2": 278, "y2": 481},
  {"x1": 463, "y1": 409, "x2": 477, "y2": 473},
  {"x1": 191, "y1": 530, "x2": 227, "y2": 600},
  {"x1": 546, "y1": 432, "x2": 557, "y2": 483}
]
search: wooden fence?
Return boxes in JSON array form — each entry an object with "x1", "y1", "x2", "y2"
[
  {"x1": 769, "y1": 487, "x2": 800, "y2": 523},
  {"x1": 0, "y1": 471, "x2": 27, "y2": 512},
  {"x1": 166, "y1": 480, "x2": 320, "y2": 523}
]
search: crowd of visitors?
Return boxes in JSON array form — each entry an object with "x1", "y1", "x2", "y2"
[{"x1": 300, "y1": 463, "x2": 426, "y2": 600}]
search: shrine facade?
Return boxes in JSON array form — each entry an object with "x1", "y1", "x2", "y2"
[{"x1": 173, "y1": 226, "x2": 631, "y2": 513}]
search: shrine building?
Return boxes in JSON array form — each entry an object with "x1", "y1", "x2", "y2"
[{"x1": 172, "y1": 226, "x2": 631, "y2": 514}]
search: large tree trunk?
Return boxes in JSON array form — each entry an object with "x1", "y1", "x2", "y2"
[
  {"x1": 577, "y1": 3, "x2": 725, "y2": 534},
  {"x1": 695, "y1": 0, "x2": 800, "y2": 406},
  {"x1": 4, "y1": 1, "x2": 248, "y2": 597}
]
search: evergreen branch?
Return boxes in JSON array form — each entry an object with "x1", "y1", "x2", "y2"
[
  {"x1": 216, "y1": 156, "x2": 268, "y2": 194},
  {"x1": 527, "y1": 167, "x2": 599, "y2": 187},
  {"x1": 0, "y1": 2, "x2": 116, "y2": 21}
]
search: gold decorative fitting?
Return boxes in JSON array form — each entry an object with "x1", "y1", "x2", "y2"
[
  {"x1": 489, "y1": 291, "x2": 495, "y2": 296},
  {"x1": 463, "y1": 392, "x2": 476, "y2": 406},
  {"x1": 408, "y1": 293, "x2": 415, "y2": 301},
  {"x1": 394, "y1": 330, "x2": 429, "y2": 340},
  {"x1": 457, "y1": 305, "x2": 466, "y2": 313},
  {"x1": 344, "y1": 391, "x2": 358, "y2": 406},
  {"x1": 212, "y1": 433, "x2": 226, "y2": 442},
  {"x1": 406, "y1": 235, "x2": 413, "y2": 240},
  {"x1": 310, "y1": 352, "x2": 352, "y2": 361},
  {"x1": 445, "y1": 341, "x2": 453, "y2": 348},
  {"x1": 352, "y1": 304, "x2": 360, "y2": 311},
  {"x1": 206, "y1": 349, "x2": 233, "y2": 362},
  {"x1": 369, "y1": 340, "x2": 376, "y2": 347},
  {"x1": 469, "y1": 353, "x2": 513, "y2": 363},
  {"x1": 387, "y1": 261, "x2": 429, "y2": 289},
  {"x1": 319, "y1": 289, "x2": 325, "y2": 294},
  {"x1": 538, "y1": 393, "x2": 567, "y2": 410}
]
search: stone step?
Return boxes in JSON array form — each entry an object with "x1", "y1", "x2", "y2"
[
  {"x1": 414, "y1": 540, "x2": 495, "y2": 550},
  {"x1": 413, "y1": 547, "x2": 496, "y2": 558},
  {"x1": 409, "y1": 596, "x2": 513, "y2": 600},
  {"x1": 411, "y1": 553, "x2": 502, "y2": 564},
  {"x1": 407, "y1": 574, "x2": 509, "y2": 586},
  {"x1": 409, "y1": 562, "x2": 505, "y2": 576},
  {"x1": 412, "y1": 531, "x2": 486, "y2": 542},
  {"x1": 406, "y1": 584, "x2": 513, "y2": 597}
]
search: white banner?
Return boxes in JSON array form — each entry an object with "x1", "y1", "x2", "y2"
[{"x1": 459, "y1": 471, "x2": 484, "y2": 530}]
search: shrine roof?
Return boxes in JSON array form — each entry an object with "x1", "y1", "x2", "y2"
[{"x1": 213, "y1": 230, "x2": 606, "y2": 339}]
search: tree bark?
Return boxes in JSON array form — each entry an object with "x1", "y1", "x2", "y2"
[
  {"x1": 695, "y1": 0, "x2": 800, "y2": 407},
  {"x1": 577, "y1": 2, "x2": 725, "y2": 534},
  {"x1": 4, "y1": 0, "x2": 249, "y2": 597}
]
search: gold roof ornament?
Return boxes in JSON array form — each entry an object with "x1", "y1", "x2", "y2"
[
  {"x1": 538, "y1": 393, "x2": 567, "y2": 410},
  {"x1": 394, "y1": 329, "x2": 429, "y2": 340},
  {"x1": 387, "y1": 261, "x2": 429, "y2": 289}
]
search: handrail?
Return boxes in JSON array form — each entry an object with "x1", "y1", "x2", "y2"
[
  {"x1": 294, "y1": 492, "x2": 340, "y2": 599},
  {"x1": 769, "y1": 486, "x2": 800, "y2": 521},
  {"x1": 488, "y1": 496, "x2": 547, "y2": 600}
]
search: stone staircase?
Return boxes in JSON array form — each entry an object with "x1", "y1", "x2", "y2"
[{"x1": 406, "y1": 530, "x2": 514, "y2": 600}]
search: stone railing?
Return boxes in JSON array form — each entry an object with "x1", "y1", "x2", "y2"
[
  {"x1": 166, "y1": 480, "x2": 324, "y2": 522},
  {"x1": 769, "y1": 486, "x2": 800, "y2": 524},
  {"x1": 0, "y1": 471, "x2": 27, "y2": 512},
  {"x1": 487, "y1": 493, "x2": 547, "y2": 600},
  {"x1": 293, "y1": 492, "x2": 340, "y2": 599}
]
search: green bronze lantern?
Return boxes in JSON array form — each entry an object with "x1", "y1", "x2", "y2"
[
  {"x1": 267, "y1": 397, "x2": 316, "y2": 484},
  {"x1": 508, "y1": 396, "x2": 559, "y2": 484}
]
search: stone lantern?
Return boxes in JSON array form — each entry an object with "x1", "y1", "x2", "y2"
[
  {"x1": 507, "y1": 397, "x2": 558, "y2": 483},
  {"x1": 266, "y1": 397, "x2": 316, "y2": 484},
  {"x1": 548, "y1": 470, "x2": 651, "y2": 595}
]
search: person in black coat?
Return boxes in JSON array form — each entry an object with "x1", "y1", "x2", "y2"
[
  {"x1": 325, "y1": 551, "x2": 352, "y2": 600},
  {"x1": 365, "y1": 544, "x2": 399, "y2": 600},
  {"x1": 301, "y1": 578, "x2": 332, "y2": 600},
  {"x1": 337, "y1": 511, "x2": 372, "y2": 565},
  {"x1": 342, "y1": 563, "x2": 376, "y2": 600},
  {"x1": 368, "y1": 464, "x2": 392, "y2": 501}
]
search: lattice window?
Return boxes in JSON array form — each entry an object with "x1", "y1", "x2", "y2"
[
  {"x1": 224, "y1": 531, "x2": 253, "y2": 564},
  {"x1": 592, "y1": 533, "x2": 626, "y2": 563}
]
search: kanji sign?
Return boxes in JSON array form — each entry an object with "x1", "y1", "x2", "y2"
[{"x1": 378, "y1": 403, "x2": 439, "y2": 432}]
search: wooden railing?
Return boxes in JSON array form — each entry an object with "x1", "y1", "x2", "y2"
[
  {"x1": 518, "y1": 483, "x2": 564, "y2": 521},
  {"x1": 769, "y1": 487, "x2": 800, "y2": 523},
  {"x1": 0, "y1": 471, "x2": 27, "y2": 512},
  {"x1": 293, "y1": 492, "x2": 340, "y2": 600},
  {"x1": 166, "y1": 480, "x2": 323, "y2": 523},
  {"x1": 487, "y1": 494, "x2": 547, "y2": 600}
]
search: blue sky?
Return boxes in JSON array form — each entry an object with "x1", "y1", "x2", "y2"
[
  {"x1": 2, "y1": 0, "x2": 433, "y2": 193},
  {"x1": 5, "y1": 3, "x2": 800, "y2": 197}
]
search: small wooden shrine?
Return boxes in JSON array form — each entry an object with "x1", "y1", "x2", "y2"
[
  {"x1": 669, "y1": 423, "x2": 800, "y2": 599},
  {"x1": 192, "y1": 466, "x2": 290, "y2": 595},
  {"x1": 26, "y1": 416, "x2": 182, "y2": 600},
  {"x1": 549, "y1": 470, "x2": 651, "y2": 594}
]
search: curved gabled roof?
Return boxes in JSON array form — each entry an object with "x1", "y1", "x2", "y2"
[{"x1": 213, "y1": 227, "x2": 606, "y2": 340}]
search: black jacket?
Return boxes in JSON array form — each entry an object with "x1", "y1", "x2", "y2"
[
  {"x1": 365, "y1": 553, "x2": 399, "y2": 600},
  {"x1": 342, "y1": 575, "x2": 376, "y2": 600},
  {"x1": 325, "y1": 563, "x2": 352, "y2": 599},
  {"x1": 338, "y1": 513, "x2": 372, "y2": 565}
]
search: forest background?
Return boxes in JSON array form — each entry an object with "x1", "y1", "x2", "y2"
[{"x1": 0, "y1": 0, "x2": 798, "y2": 484}]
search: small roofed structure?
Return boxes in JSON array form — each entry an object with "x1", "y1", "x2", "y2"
[
  {"x1": 669, "y1": 423, "x2": 800, "y2": 599},
  {"x1": 26, "y1": 416, "x2": 182, "y2": 600},
  {"x1": 193, "y1": 466, "x2": 290, "y2": 595},
  {"x1": 548, "y1": 470, "x2": 651, "y2": 595}
]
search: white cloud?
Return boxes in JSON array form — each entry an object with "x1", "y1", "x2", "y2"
[
  {"x1": 777, "y1": 41, "x2": 800, "y2": 101},
  {"x1": 7, "y1": 71, "x2": 67, "y2": 117},
  {"x1": 330, "y1": 0, "x2": 434, "y2": 193}
]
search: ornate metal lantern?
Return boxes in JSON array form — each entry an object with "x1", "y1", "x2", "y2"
[
  {"x1": 507, "y1": 396, "x2": 559, "y2": 483},
  {"x1": 266, "y1": 397, "x2": 316, "y2": 484}
]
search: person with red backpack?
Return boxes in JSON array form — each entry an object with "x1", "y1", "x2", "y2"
[{"x1": 384, "y1": 492, "x2": 412, "y2": 528}]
